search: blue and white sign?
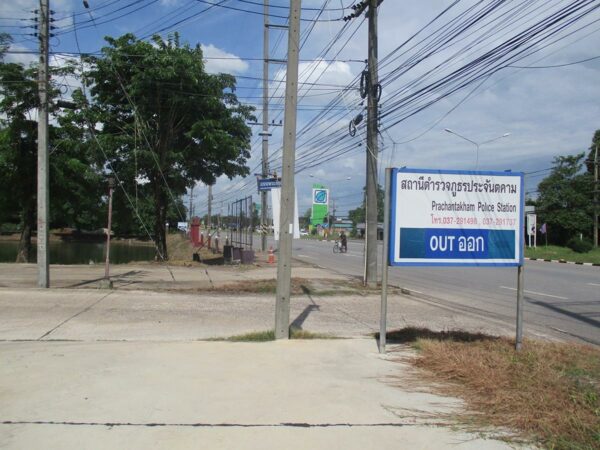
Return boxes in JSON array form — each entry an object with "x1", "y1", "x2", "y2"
[
  {"x1": 389, "y1": 168, "x2": 524, "y2": 267},
  {"x1": 258, "y1": 178, "x2": 282, "y2": 191},
  {"x1": 312, "y1": 188, "x2": 329, "y2": 205}
]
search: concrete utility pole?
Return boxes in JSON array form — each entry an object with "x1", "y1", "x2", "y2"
[
  {"x1": 207, "y1": 184, "x2": 213, "y2": 230},
  {"x1": 274, "y1": 0, "x2": 301, "y2": 340},
  {"x1": 37, "y1": 0, "x2": 50, "y2": 288},
  {"x1": 594, "y1": 143, "x2": 598, "y2": 248},
  {"x1": 261, "y1": 0, "x2": 270, "y2": 252},
  {"x1": 365, "y1": 0, "x2": 380, "y2": 287}
]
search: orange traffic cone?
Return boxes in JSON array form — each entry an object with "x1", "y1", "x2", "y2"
[{"x1": 268, "y1": 246, "x2": 275, "y2": 264}]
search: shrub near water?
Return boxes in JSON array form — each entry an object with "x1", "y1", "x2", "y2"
[{"x1": 409, "y1": 337, "x2": 600, "y2": 449}]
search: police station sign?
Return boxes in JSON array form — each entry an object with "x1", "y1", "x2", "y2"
[{"x1": 389, "y1": 168, "x2": 524, "y2": 267}]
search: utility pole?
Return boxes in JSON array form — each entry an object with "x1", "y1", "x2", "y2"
[
  {"x1": 188, "y1": 186, "x2": 194, "y2": 222},
  {"x1": 207, "y1": 184, "x2": 213, "y2": 231},
  {"x1": 594, "y1": 143, "x2": 598, "y2": 248},
  {"x1": 101, "y1": 177, "x2": 115, "y2": 289},
  {"x1": 37, "y1": 0, "x2": 50, "y2": 288},
  {"x1": 274, "y1": 0, "x2": 301, "y2": 340},
  {"x1": 261, "y1": 0, "x2": 270, "y2": 253},
  {"x1": 365, "y1": 0, "x2": 380, "y2": 287}
]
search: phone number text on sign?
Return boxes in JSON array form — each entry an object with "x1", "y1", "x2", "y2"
[{"x1": 389, "y1": 168, "x2": 524, "y2": 267}]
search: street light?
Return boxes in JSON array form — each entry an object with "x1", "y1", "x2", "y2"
[{"x1": 444, "y1": 128, "x2": 510, "y2": 170}]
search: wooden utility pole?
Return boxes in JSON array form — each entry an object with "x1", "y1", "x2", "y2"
[
  {"x1": 37, "y1": 0, "x2": 50, "y2": 288},
  {"x1": 365, "y1": 0, "x2": 380, "y2": 287},
  {"x1": 274, "y1": 0, "x2": 301, "y2": 340},
  {"x1": 101, "y1": 177, "x2": 115, "y2": 289}
]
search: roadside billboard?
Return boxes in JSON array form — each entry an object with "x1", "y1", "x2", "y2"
[
  {"x1": 389, "y1": 168, "x2": 524, "y2": 267},
  {"x1": 310, "y1": 184, "x2": 329, "y2": 226}
]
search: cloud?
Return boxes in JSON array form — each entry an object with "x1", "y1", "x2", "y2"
[
  {"x1": 4, "y1": 43, "x2": 37, "y2": 66},
  {"x1": 201, "y1": 44, "x2": 249, "y2": 75}
]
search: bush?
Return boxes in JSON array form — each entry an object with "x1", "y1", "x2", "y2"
[{"x1": 566, "y1": 237, "x2": 593, "y2": 253}]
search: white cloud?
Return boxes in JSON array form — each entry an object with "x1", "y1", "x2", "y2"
[
  {"x1": 201, "y1": 44, "x2": 249, "y2": 75},
  {"x1": 4, "y1": 43, "x2": 37, "y2": 66}
]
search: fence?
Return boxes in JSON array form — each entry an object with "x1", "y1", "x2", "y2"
[{"x1": 227, "y1": 196, "x2": 254, "y2": 250}]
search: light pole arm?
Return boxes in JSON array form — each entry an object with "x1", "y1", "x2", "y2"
[{"x1": 446, "y1": 130, "x2": 479, "y2": 148}]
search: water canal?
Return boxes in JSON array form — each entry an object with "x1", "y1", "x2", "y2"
[{"x1": 0, "y1": 240, "x2": 155, "y2": 264}]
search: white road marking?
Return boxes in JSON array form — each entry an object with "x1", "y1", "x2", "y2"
[
  {"x1": 297, "y1": 255, "x2": 316, "y2": 259},
  {"x1": 499, "y1": 286, "x2": 568, "y2": 300},
  {"x1": 587, "y1": 283, "x2": 600, "y2": 287}
]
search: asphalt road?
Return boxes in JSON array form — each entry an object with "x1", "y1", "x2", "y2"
[{"x1": 274, "y1": 237, "x2": 600, "y2": 345}]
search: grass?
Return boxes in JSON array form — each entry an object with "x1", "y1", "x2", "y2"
[
  {"x1": 212, "y1": 327, "x2": 337, "y2": 342},
  {"x1": 390, "y1": 327, "x2": 600, "y2": 449},
  {"x1": 214, "y1": 278, "x2": 379, "y2": 296},
  {"x1": 525, "y1": 245, "x2": 600, "y2": 265}
]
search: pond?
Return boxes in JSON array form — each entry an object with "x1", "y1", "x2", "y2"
[{"x1": 0, "y1": 240, "x2": 156, "y2": 265}]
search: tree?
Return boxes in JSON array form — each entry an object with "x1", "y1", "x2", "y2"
[
  {"x1": 84, "y1": 33, "x2": 254, "y2": 258},
  {"x1": 300, "y1": 208, "x2": 311, "y2": 229},
  {"x1": 586, "y1": 129, "x2": 599, "y2": 174},
  {"x1": 536, "y1": 153, "x2": 593, "y2": 245},
  {"x1": 0, "y1": 33, "x2": 11, "y2": 61},
  {"x1": 347, "y1": 184, "x2": 384, "y2": 228},
  {"x1": 0, "y1": 62, "x2": 102, "y2": 261}
]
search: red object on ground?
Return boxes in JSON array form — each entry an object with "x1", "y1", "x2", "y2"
[
  {"x1": 268, "y1": 246, "x2": 275, "y2": 264},
  {"x1": 190, "y1": 217, "x2": 201, "y2": 247}
]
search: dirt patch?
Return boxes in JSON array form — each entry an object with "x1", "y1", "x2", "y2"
[{"x1": 389, "y1": 327, "x2": 600, "y2": 449}]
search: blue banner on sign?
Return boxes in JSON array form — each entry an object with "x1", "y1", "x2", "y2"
[
  {"x1": 258, "y1": 178, "x2": 281, "y2": 191},
  {"x1": 399, "y1": 228, "x2": 515, "y2": 260}
]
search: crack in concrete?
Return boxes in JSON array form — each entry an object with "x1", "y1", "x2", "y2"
[
  {"x1": 1, "y1": 420, "x2": 418, "y2": 428},
  {"x1": 37, "y1": 291, "x2": 114, "y2": 341}
]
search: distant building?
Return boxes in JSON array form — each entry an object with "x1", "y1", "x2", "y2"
[{"x1": 332, "y1": 219, "x2": 353, "y2": 233}]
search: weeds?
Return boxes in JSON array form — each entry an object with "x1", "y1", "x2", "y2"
[{"x1": 391, "y1": 328, "x2": 600, "y2": 449}]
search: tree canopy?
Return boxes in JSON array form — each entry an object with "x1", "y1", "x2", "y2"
[
  {"x1": 348, "y1": 184, "x2": 384, "y2": 228},
  {"x1": 535, "y1": 153, "x2": 593, "y2": 245},
  {"x1": 0, "y1": 60, "x2": 102, "y2": 261},
  {"x1": 82, "y1": 33, "x2": 255, "y2": 258}
]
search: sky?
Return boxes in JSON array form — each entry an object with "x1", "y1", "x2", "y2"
[{"x1": 2, "y1": 0, "x2": 599, "y2": 219}]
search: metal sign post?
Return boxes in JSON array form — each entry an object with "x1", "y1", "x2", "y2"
[
  {"x1": 379, "y1": 168, "x2": 391, "y2": 353},
  {"x1": 379, "y1": 167, "x2": 525, "y2": 354}
]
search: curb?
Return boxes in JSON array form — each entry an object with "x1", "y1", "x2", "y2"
[{"x1": 525, "y1": 257, "x2": 600, "y2": 267}]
